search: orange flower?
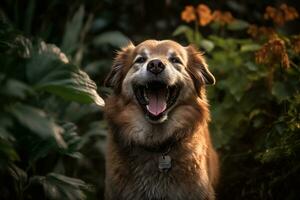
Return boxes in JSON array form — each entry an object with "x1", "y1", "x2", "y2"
[
  {"x1": 222, "y1": 12, "x2": 234, "y2": 23},
  {"x1": 247, "y1": 25, "x2": 276, "y2": 39},
  {"x1": 212, "y1": 10, "x2": 221, "y2": 21},
  {"x1": 181, "y1": 6, "x2": 196, "y2": 23},
  {"x1": 280, "y1": 3, "x2": 299, "y2": 21},
  {"x1": 264, "y1": 6, "x2": 277, "y2": 20},
  {"x1": 264, "y1": 4, "x2": 299, "y2": 26},
  {"x1": 196, "y1": 4, "x2": 213, "y2": 26},
  {"x1": 212, "y1": 10, "x2": 234, "y2": 25},
  {"x1": 255, "y1": 37, "x2": 290, "y2": 68}
]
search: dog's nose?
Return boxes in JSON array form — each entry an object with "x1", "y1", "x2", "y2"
[{"x1": 147, "y1": 59, "x2": 165, "y2": 75}]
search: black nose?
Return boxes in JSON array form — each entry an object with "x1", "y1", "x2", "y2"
[{"x1": 147, "y1": 59, "x2": 165, "y2": 75}]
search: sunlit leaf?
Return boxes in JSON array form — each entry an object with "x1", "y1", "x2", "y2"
[
  {"x1": 240, "y1": 44, "x2": 261, "y2": 52},
  {"x1": 26, "y1": 44, "x2": 104, "y2": 107},
  {"x1": 199, "y1": 39, "x2": 215, "y2": 52},
  {"x1": 227, "y1": 19, "x2": 249, "y2": 31},
  {"x1": 31, "y1": 173, "x2": 93, "y2": 200}
]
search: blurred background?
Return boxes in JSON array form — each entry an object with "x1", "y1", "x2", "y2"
[{"x1": 0, "y1": 0, "x2": 299, "y2": 199}]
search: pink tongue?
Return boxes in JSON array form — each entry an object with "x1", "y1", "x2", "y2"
[{"x1": 147, "y1": 89, "x2": 167, "y2": 116}]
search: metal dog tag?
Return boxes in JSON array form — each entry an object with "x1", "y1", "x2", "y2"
[{"x1": 159, "y1": 155, "x2": 172, "y2": 172}]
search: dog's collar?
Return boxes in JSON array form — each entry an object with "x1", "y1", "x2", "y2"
[{"x1": 137, "y1": 137, "x2": 178, "y2": 173}]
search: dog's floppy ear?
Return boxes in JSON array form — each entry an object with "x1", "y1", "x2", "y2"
[
  {"x1": 186, "y1": 45, "x2": 215, "y2": 95},
  {"x1": 104, "y1": 42, "x2": 135, "y2": 93}
]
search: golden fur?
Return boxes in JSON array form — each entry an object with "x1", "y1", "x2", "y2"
[{"x1": 104, "y1": 40, "x2": 219, "y2": 200}]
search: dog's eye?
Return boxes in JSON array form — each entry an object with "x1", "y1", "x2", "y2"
[
  {"x1": 169, "y1": 57, "x2": 182, "y2": 64},
  {"x1": 135, "y1": 57, "x2": 147, "y2": 63}
]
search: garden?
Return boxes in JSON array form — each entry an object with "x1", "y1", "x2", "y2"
[{"x1": 0, "y1": 0, "x2": 299, "y2": 199}]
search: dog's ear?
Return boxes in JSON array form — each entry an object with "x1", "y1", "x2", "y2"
[
  {"x1": 186, "y1": 45, "x2": 215, "y2": 95},
  {"x1": 104, "y1": 42, "x2": 135, "y2": 93}
]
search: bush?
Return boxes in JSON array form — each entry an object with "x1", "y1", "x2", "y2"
[
  {"x1": 175, "y1": 3, "x2": 300, "y2": 199},
  {"x1": 0, "y1": 19, "x2": 106, "y2": 199}
]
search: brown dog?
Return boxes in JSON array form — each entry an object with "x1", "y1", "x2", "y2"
[{"x1": 104, "y1": 40, "x2": 219, "y2": 200}]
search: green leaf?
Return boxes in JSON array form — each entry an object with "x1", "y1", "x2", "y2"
[
  {"x1": 28, "y1": 137, "x2": 58, "y2": 161},
  {"x1": 31, "y1": 173, "x2": 93, "y2": 200},
  {"x1": 61, "y1": 5, "x2": 85, "y2": 55},
  {"x1": 59, "y1": 122, "x2": 82, "y2": 158},
  {"x1": 8, "y1": 164, "x2": 28, "y2": 196},
  {"x1": 240, "y1": 44, "x2": 261, "y2": 52},
  {"x1": 271, "y1": 82, "x2": 291, "y2": 102},
  {"x1": 227, "y1": 19, "x2": 249, "y2": 31},
  {"x1": 93, "y1": 31, "x2": 130, "y2": 48},
  {"x1": 27, "y1": 122, "x2": 82, "y2": 161},
  {"x1": 0, "y1": 115, "x2": 14, "y2": 141},
  {"x1": 221, "y1": 72, "x2": 250, "y2": 101},
  {"x1": 0, "y1": 78, "x2": 33, "y2": 99},
  {"x1": 9, "y1": 104, "x2": 66, "y2": 148},
  {"x1": 199, "y1": 39, "x2": 215, "y2": 52},
  {"x1": 245, "y1": 61, "x2": 258, "y2": 71},
  {"x1": 25, "y1": 121, "x2": 84, "y2": 161},
  {"x1": 173, "y1": 25, "x2": 195, "y2": 43},
  {"x1": 0, "y1": 139, "x2": 20, "y2": 167},
  {"x1": 26, "y1": 44, "x2": 104, "y2": 107}
]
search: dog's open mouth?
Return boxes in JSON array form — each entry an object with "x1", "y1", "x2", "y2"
[{"x1": 133, "y1": 81, "x2": 180, "y2": 121}]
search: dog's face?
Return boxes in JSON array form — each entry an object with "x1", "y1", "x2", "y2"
[{"x1": 105, "y1": 40, "x2": 215, "y2": 125}]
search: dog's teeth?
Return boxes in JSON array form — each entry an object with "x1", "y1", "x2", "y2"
[{"x1": 143, "y1": 88, "x2": 148, "y2": 101}]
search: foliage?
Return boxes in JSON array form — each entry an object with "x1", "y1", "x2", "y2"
[
  {"x1": 175, "y1": 3, "x2": 300, "y2": 200},
  {"x1": 0, "y1": 17, "x2": 106, "y2": 199}
]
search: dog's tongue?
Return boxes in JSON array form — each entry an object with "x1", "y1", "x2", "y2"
[{"x1": 146, "y1": 89, "x2": 167, "y2": 116}]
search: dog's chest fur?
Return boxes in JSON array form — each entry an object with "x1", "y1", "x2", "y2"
[{"x1": 105, "y1": 134, "x2": 214, "y2": 200}]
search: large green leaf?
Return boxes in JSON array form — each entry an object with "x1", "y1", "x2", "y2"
[
  {"x1": 61, "y1": 5, "x2": 85, "y2": 55},
  {"x1": 220, "y1": 71, "x2": 250, "y2": 101},
  {"x1": 0, "y1": 78, "x2": 33, "y2": 99},
  {"x1": 27, "y1": 122, "x2": 82, "y2": 161},
  {"x1": 26, "y1": 43, "x2": 104, "y2": 107},
  {"x1": 31, "y1": 173, "x2": 92, "y2": 200},
  {"x1": 9, "y1": 103, "x2": 66, "y2": 147}
]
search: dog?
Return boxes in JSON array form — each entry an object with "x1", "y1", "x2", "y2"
[{"x1": 104, "y1": 40, "x2": 219, "y2": 200}]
